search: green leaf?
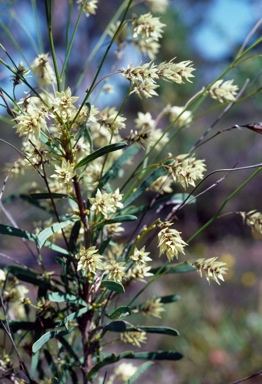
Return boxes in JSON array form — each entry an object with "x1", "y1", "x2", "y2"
[
  {"x1": 127, "y1": 362, "x2": 154, "y2": 384},
  {"x1": 159, "y1": 294, "x2": 181, "y2": 304},
  {"x1": 123, "y1": 167, "x2": 167, "y2": 207},
  {"x1": 108, "y1": 306, "x2": 132, "y2": 319},
  {"x1": 32, "y1": 307, "x2": 90, "y2": 353},
  {"x1": 0, "y1": 224, "x2": 69, "y2": 255},
  {"x1": 87, "y1": 350, "x2": 182, "y2": 379},
  {"x1": 126, "y1": 350, "x2": 183, "y2": 361},
  {"x1": 74, "y1": 142, "x2": 128, "y2": 169},
  {"x1": 6, "y1": 265, "x2": 51, "y2": 289},
  {"x1": 30, "y1": 193, "x2": 70, "y2": 200},
  {"x1": 32, "y1": 329, "x2": 69, "y2": 353},
  {"x1": 37, "y1": 219, "x2": 74, "y2": 248},
  {"x1": 126, "y1": 326, "x2": 179, "y2": 337},
  {"x1": 99, "y1": 144, "x2": 140, "y2": 187},
  {"x1": 103, "y1": 320, "x2": 126, "y2": 334},
  {"x1": 151, "y1": 263, "x2": 196, "y2": 274},
  {"x1": 47, "y1": 292, "x2": 88, "y2": 307},
  {"x1": 95, "y1": 215, "x2": 137, "y2": 228},
  {"x1": 68, "y1": 220, "x2": 81, "y2": 252},
  {"x1": 101, "y1": 280, "x2": 125, "y2": 293}
]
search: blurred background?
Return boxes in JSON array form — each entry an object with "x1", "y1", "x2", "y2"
[{"x1": 0, "y1": 0, "x2": 262, "y2": 383}]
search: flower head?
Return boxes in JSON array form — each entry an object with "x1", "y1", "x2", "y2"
[
  {"x1": 103, "y1": 258, "x2": 126, "y2": 283},
  {"x1": 239, "y1": 210, "x2": 262, "y2": 235},
  {"x1": 158, "y1": 220, "x2": 187, "y2": 261},
  {"x1": 165, "y1": 105, "x2": 193, "y2": 126},
  {"x1": 120, "y1": 331, "x2": 147, "y2": 347},
  {"x1": 190, "y1": 257, "x2": 228, "y2": 285},
  {"x1": 141, "y1": 297, "x2": 165, "y2": 318},
  {"x1": 114, "y1": 363, "x2": 138, "y2": 382},
  {"x1": 77, "y1": 0, "x2": 98, "y2": 17},
  {"x1": 31, "y1": 53, "x2": 56, "y2": 86},
  {"x1": 167, "y1": 153, "x2": 206, "y2": 189},
  {"x1": 52, "y1": 87, "x2": 78, "y2": 121},
  {"x1": 75, "y1": 245, "x2": 104, "y2": 275},
  {"x1": 51, "y1": 160, "x2": 75, "y2": 187},
  {"x1": 89, "y1": 188, "x2": 123, "y2": 219},
  {"x1": 132, "y1": 13, "x2": 166, "y2": 41},
  {"x1": 209, "y1": 79, "x2": 239, "y2": 103},
  {"x1": 130, "y1": 246, "x2": 152, "y2": 264}
]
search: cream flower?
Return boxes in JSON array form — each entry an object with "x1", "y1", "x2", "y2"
[
  {"x1": 167, "y1": 153, "x2": 206, "y2": 189},
  {"x1": 120, "y1": 331, "x2": 147, "y2": 347},
  {"x1": 239, "y1": 210, "x2": 262, "y2": 235},
  {"x1": 141, "y1": 297, "x2": 165, "y2": 318},
  {"x1": 14, "y1": 105, "x2": 48, "y2": 140},
  {"x1": 89, "y1": 188, "x2": 123, "y2": 219},
  {"x1": 190, "y1": 257, "x2": 228, "y2": 285},
  {"x1": 132, "y1": 13, "x2": 166, "y2": 41},
  {"x1": 209, "y1": 79, "x2": 239, "y2": 103},
  {"x1": 158, "y1": 220, "x2": 187, "y2": 261},
  {"x1": 146, "y1": 0, "x2": 169, "y2": 13},
  {"x1": 165, "y1": 105, "x2": 193, "y2": 126},
  {"x1": 52, "y1": 87, "x2": 78, "y2": 121},
  {"x1": 127, "y1": 264, "x2": 153, "y2": 282},
  {"x1": 114, "y1": 363, "x2": 137, "y2": 382},
  {"x1": 77, "y1": 0, "x2": 98, "y2": 17},
  {"x1": 75, "y1": 245, "x2": 104, "y2": 275},
  {"x1": 130, "y1": 246, "x2": 152, "y2": 264},
  {"x1": 51, "y1": 160, "x2": 75, "y2": 186},
  {"x1": 31, "y1": 53, "x2": 56, "y2": 86},
  {"x1": 96, "y1": 107, "x2": 126, "y2": 134},
  {"x1": 157, "y1": 59, "x2": 195, "y2": 84},
  {"x1": 103, "y1": 258, "x2": 126, "y2": 283}
]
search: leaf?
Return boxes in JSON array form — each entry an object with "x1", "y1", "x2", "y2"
[
  {"x1": 32, "y1": 307, "x2": 90, "y2": 353},
  {"x1": 68, "y1": 220, "x2": 81, "y2": 252},
  {"x1": 32, "y1": 329, "x2": 69, "y2": 353},
  {"x1": 95, "y1": 215, "x2": 137, "y2": 228},
  {"x1": 30, "y1": 193, "x2": 70, "y2": 200},
  {"x1": 108, "y1": 306, "x2": 132, "y2": 319},
  {"x1": 127, "y1": 362, "x2": 154, "y2": 384},
  {"x1": 123, "y1": 167, "x2": 167, "y2": 207},
  {"x1": 101, "y1": 280, "x2": 125, "y2": 293},
  {"x1": 87, "y1": 350, "x2": 183, "y2": 379},
  {"x1": 99, "y1": 144, "x2": 140, "y2": 187},
  {"x1": 47, "y1": 292, "x2": 88, "y2": 307},
  {"x1": 6, "y1": 265, "x2": 51, "y2": 289},
  {"x1": 126, "y1": 350, "x2": 183, "y2": 361},
  {"x1": 151, "y1": 263, "x2": 196, "y2": 274},
  {"x1": 74, "y1": 142, "x2": 128, "y2": 169},
  {"x1": 126, "y1": 326, "x2": 179, "y2": 337},
  {"x1": 37, "y1": 219, "x2": 74, "y2": 248},
  {"x1": 159, "y1": 294, "x2": 181, "y2": 304},
  {"x1": 103, "y1": 320, "x2": 126, "y2": 334},
  {"x1": 0, "y1": 224, "x2": 69, "y2": 255}
]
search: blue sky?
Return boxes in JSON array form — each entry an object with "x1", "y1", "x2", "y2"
[{"x1": 188, "y1": 0, "x2": 258, "y2": 60}]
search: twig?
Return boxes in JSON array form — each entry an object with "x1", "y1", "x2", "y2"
[{"x1": 229, "y1": 370, "x2": 262, "y2": 384}]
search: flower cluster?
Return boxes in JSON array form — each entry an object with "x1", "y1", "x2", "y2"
[
  {"x1": 158, "y1": 220, "x2": 187, "y2": 261},
  {"x1": 141, "y1": 297, "x2": 165, "y2": 318},
  {"x1": 209, "y1": 79, "x2": 239, "y2": 103},
  {"x1": 89, "y1": 188, "x2": 123, "y2": 219},
  {"x1": 239, "y1": 210, "x2": 262, "y2": 235},
  {"x1": 75, "y1": 245, "x2": 104, "y2": 276},
  {"x1": 31, "y1": 53, "x2": 56, "y2": 86},
  {"x1": 189, "y1": 257, "x2": 228, "y2": 285},
  {"x1": 165, "y1": 105, "x2": 193, "y2": 127},
  {"x1": 120, "y1": 59, "x2": 195, "y2": 98},
  {"x1": 77, "y1": 0, "x2": 98, "y2": 17},
  {"x1": 166, "y1": 153, "x2": 206, "y2": 189},
  {"x1": 120, "y1": 331, "x2": 147, "y2": 347}
]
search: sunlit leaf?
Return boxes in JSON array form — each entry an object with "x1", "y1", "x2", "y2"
[
  {"x1": 74, "y1": 142, "x2": 128, "y2": 169},
  {"x1": 37, "y1": 219, "x2": 74, "y2": 248},
  {"x1": 101, "y1": 280, "x2": 125, "y2": 293},
  {"x1": 108, "y1": 306, "x2": 132, "y2": 319}
]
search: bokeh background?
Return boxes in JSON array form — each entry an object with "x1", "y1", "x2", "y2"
[{"x1": 1, "y1": 0, "x2": 262, "y2": 383}]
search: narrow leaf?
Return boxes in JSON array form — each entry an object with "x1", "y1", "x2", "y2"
[
  {"x1": 127, "y1": 362, "x2": 154, "y2": 384},
  {"x1": 126, "y1": 350, "x2": 183, "y2": 361},
  {"x1": 151, "y1": 263, "x2": 196, "y2": 274},
  {"x1": 74, "y1": 142, "x2": 128, "y2": 169},
  {"x1": 30, "y1": 193, "x2": 69, "y2": 200},
  {"x1": 108, "y1": 306, "x2": 132, "y2": 319},
  {"x1": 159, "y1": 294, "x2": 181, "y2": 304},
  {"x1": 103, "y1": 320, "x2": 126, "y2": 334},
  {"x1": 0, "y1": 224, "x2": 69, "y2": 255},
  {"x1": 126, "y1": 326, "x2": 179, "y2": 337},
  {"x1": 99, "y1": 144, "x2": 140, "y2": 187},
  {"x1": 47, "y1": 292, "x2": 88, "y2": 307},
  {"x1": 37, "y1": 220, "x2": 74, "y2": 248},
  {"x1": 101, "y1": 280, "x2": 125, "y2": 294},
  {"x1": 123, "y1": 167, "x2": 167, "y2": 207},
  {"x1": 6, "y1": 265, "x2": 51, "y2": 289},
  {"x1": 95, "y1": 215, "x2": 137, "y2": 228},
  {"x1": 32, "y1": 329, "x2": 69, "y2": 353}
]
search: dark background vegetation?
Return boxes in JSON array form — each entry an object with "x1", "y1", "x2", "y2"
[{"x1": 0, "y1": 1, "x2": 262, "y2": 383}]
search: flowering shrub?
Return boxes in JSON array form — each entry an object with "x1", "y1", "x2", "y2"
[{"x1": 0, "y1": 1, "x2": 261, "y2": 383}]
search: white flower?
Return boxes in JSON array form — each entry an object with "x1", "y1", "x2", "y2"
[
  {"x1": 132, "y1": 13, "x2": 166, "y2": 41},
  {"x1": 158, "y1": 220, "x2": 187, "y2": 261},
  {"x1": 75, "y1": 245, "x2": 104, "y2": 275},
  {"x1": 31, "y1": 53, "x2": 56, "y2": 86},
  {"x1": 209, "y1": 79, "x2": 239, "y2": 103}
]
